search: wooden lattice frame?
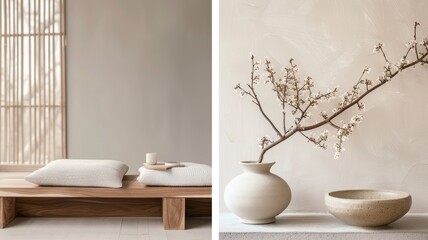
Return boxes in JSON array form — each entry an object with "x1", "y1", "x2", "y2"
[{"x1": 0, "y1": 0, "x2": 66, "y2": 169}]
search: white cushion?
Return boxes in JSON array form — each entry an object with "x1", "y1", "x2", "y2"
[
  {"x1": 137, "y1": 162, "x2": 211, "y2": 186},
  {"x1": 25, "y1": 159, "x2": 129, "y2": 188}
]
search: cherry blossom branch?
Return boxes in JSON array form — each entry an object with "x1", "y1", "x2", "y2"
[
  {"x1": 247, "y1": 55, "x2": 283, "y2": 137},
  {"x1": 264, "y1": 58, "x2": 288, "y2": 134},
  {"x1": 303, "y1": 51, "x2": 428, "y2": 132},
  {"x1": 250, "y1": 85, "x2": 283, "y2": 137},
  {"x1": 328, "y1": 121, "x2": 343, "y2": 130},
  {"x1": 235, "y1": 22, "x2": 428, "y2": 163},
  {"x1": 414, "y1": 22, "x2": 420, "y2": 60}
]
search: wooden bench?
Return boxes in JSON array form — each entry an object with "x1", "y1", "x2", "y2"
[{"x1": 0, "y1": 175, "x2": 211, "y2": 230}]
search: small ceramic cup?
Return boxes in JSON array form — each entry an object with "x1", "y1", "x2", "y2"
[{"x1": 146, "y1": 153, "x2": 158, "y2": 165}]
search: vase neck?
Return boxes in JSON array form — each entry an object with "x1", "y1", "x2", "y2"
[{"x1": 240, "y1": 161, "x2": 275, "y2": 173}]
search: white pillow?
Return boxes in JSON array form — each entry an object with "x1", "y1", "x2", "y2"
[
  {"x1": 137, "y1": 162, "x2": 211, "y2": 186},
  {"x1": 25, "y1": 159, "x2": 129, "y2": 188}
]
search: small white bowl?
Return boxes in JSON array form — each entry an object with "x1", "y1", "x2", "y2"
[
  {"x1": 325, "y1": 189, "x2": 411, "y2": 227},
  {"x1": 165, "y1": 162, "x2": 180, "y2": 167}
]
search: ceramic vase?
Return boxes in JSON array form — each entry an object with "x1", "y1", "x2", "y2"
[{"x1": 224, "y1": 161, "x2": 292, "y2": 224}]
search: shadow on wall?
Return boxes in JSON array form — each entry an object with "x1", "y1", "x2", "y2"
[{"x1": 401, "y1": 163, "x2": 428, "y2": 212}]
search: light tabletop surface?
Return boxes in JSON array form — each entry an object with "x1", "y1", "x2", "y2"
[{"x1": 220, "y1": 212, "x2": 428, "y2": 240}]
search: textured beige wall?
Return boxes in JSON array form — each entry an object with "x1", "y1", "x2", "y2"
[
  {"x1": 220, "y1": 0, "x2": 428, "y2": 212},
  {"x1": 66, "y1": 0, "x2": 211, "y2": 173}
]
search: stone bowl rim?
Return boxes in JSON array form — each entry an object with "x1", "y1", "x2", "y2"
[{"x1": 326, "y1": 189, "x2": 411, "y2": 203}]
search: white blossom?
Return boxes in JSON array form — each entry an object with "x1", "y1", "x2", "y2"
[
  {"x1": 385, "y1": 61, "x2": 391, "y2": 68},
  {"x1": 350, "y1": 114, "x2": 363, "y2": 124},
  {"x1": 373, "y1": 43, "x2": 383, "y2": 53},
  {"x1": 304, "y1": 112, "x2": 312, "y2": 119},
  {"x1": 396, "y1": 58, "x2": 410, "y2": 72},
  {"x1": 364, "y1": 66, "x2": 371, "y2": 73},
  {"x1": 334, "y1": 152, "x2": 341, "y2": 159},
  {"x1": 357, "y1": 102, "x2": 365, "y2": 111},
  {"x1": 405, "y1": 40, "x2": 417, "y2": 48},
  {"x1": 320, "y1": 111, "x2": 328, "y2": 119},
  {"x1": 258, "y1": 135, "x2": 273, "y2": 149},
  {"x1": 334, "y1": 143, "x2": 345, "y2": 159},
  {"x1": 400, "y1": 58, "x2": 409, "y2": 65},
  {"x1": 248, "y1": 51, "x2": 254, "y2": 59},
  {"x1": 264, "y1": 57, "x2": 269, "y2": 64}
]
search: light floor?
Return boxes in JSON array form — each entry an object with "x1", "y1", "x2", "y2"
[{"x1": 0, "y1": 217, "x2": 211, "y2": 240}]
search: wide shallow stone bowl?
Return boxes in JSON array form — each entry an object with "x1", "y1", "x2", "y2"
[{"x1": 325, "y1": 189, "x2": 411, "y2": 227}]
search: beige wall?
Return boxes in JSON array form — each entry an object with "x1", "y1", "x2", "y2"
[
  {"x1": 66, "y1": 0, "x2": 211, "y2": 173},
  {"x1": 220, "y1": 0, "x2": 428, "y2": 212}
]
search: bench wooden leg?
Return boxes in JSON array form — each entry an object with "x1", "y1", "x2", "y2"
[
  {"x1": 162, "y1": 197, "x2": 185, "y2": 230},
  {"x1": 0, "y1": 197, "x2": 16, "y2": 229}
]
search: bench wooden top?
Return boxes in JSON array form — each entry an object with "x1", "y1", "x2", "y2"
[{"x1": 0, "y1": 175, "x2": 211, "y2": 198}]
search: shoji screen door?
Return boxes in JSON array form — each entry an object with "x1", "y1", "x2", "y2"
[{"x1": 0, "y1": 0, "x2": 66, "y2": 167}]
